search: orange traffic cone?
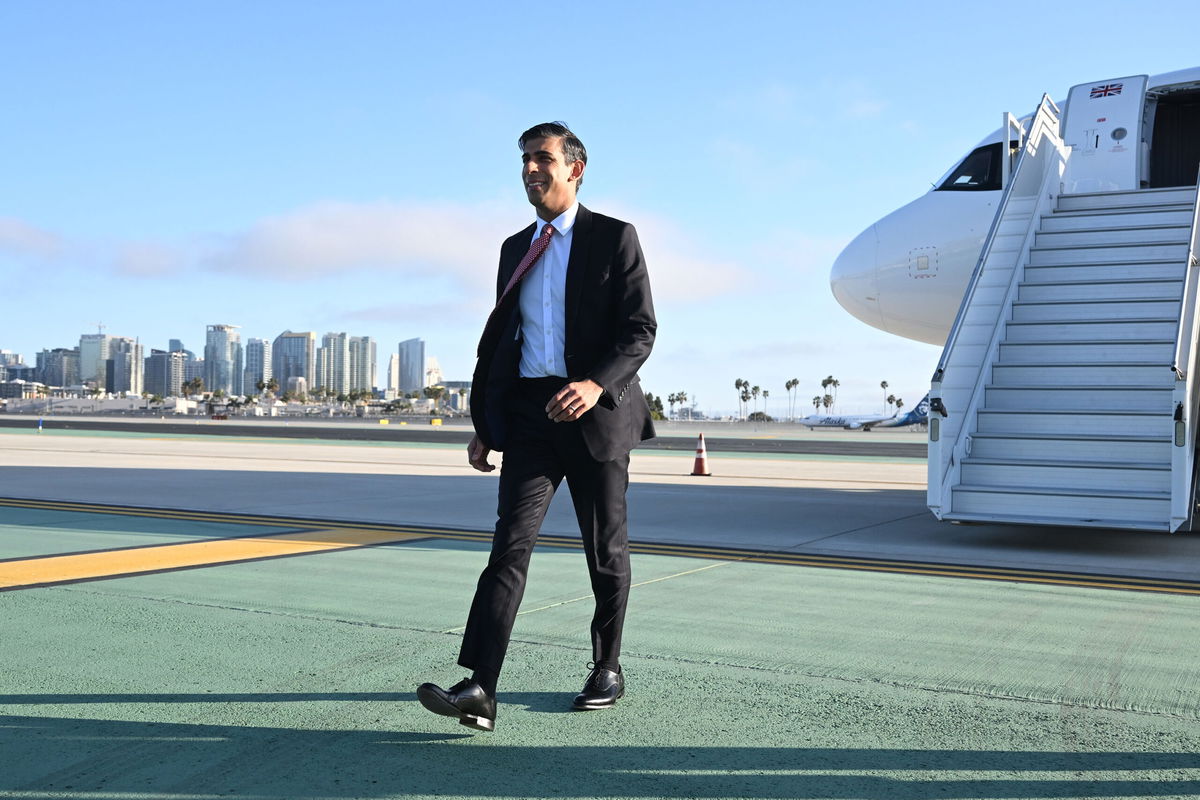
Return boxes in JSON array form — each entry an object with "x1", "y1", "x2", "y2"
[{"x1": 691, "y1": 433, "x2": 712, "y2": 476}]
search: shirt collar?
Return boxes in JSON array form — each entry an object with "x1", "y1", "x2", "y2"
[{"x1": 535, "y1": 202, "x2": 579, "y2": 236}]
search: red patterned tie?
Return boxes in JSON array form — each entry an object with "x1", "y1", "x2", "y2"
[
  {"x1": 498, "y1": 223, "x2": 555, "y2": 305},
  {"x1": 478, "y1": 223, "x2": 555, "y2": 354}
]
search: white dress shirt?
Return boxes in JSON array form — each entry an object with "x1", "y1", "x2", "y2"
[{"x1": 518, "y1": 202, "x2": 578, "y2": 378}]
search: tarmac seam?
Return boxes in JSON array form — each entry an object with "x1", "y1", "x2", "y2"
[{"x1": 782, "y1": 510, "x2": 932, "y2": 549}]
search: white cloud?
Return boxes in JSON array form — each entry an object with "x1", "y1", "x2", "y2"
[
  {"x1": 0, "y1": 217, "x2": 62, "y2": 260},
  {"x1": 200, "y1": 200, "x2": 514, "y2": 283}
]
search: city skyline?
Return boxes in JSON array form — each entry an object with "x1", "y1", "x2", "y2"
[{"x1": 3, "y1": 4, "x2": 1196, "y2": 413}]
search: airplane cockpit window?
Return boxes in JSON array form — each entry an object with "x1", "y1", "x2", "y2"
[{"x1": 935, "y1": 142, "x2": 1002, "y2": 191}]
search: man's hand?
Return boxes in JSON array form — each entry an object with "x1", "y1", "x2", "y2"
[
  {"x1": 546, "y1": 379, "x2": 604, "y2": 423},
  {"x1": 467, "y1": 434, "x2": 495, "y2": 472}
]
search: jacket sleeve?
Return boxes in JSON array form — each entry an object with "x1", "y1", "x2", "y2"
[{"x1": 586, "y1": 223, "x2": 656, "y2": 408}]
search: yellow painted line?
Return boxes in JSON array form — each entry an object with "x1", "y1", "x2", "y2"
[
  {"x1": 4, "y1": 496, "x2": 1200, "y2": 596},
  {"x1": 0, "y1": 528, "x2": 425, "y2": 591}
]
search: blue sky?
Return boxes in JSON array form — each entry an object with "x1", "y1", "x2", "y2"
[{"x1": 2, "y1": 1, "x2": 1197, "y2": 416}]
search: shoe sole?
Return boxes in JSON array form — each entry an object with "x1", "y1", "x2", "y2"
[
  {"x1": 571, "y1": 687, "x2": 625, "y2": 711},
  {"x1": 416, "y1": 685, "x2": 495, "y2": 732}
]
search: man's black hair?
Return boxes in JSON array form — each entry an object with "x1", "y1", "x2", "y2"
[{"x1": 518, "y1": 121, "x2": 587, "y2": 189}]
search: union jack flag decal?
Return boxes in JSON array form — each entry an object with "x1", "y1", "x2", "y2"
[{"x1": 1090, "y1": 83, "x2": 1123, "y2": 98}]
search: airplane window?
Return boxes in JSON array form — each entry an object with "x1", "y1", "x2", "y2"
[{"x1": 936, "y1": 143, "x2": 1002, "y2": 191}]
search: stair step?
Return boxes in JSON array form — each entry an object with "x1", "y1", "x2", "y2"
[
  {"x1": 990, "y1": 363, "x2": 1173, "y2": 386},
  {"x1": 940, "y1": 510, "x2": 1170, "y2": 532},
  {"x1": 975, "y1": 409, "x2": 1172, "y2": 437},
  {"x1": 1011, "y1": 298, "x2": 1180, "y2": 322},
  {"x1": 998, "y1": 340, "x2": 1174, "y2": 363},
  {"x1": 1035, "y1": 225, "x2": 1190, "y2": 247},
  {"x1": 984, "y1": 385, "x2": 1174, "y2": 411},
  {"x1": 969, "y1": 433, "x2": 1171, "y2": 462},
  {"x1": 961, "y1": 458, "x2": 1169, "y2": 493},
  {"x1": 950, "y1": 485, "x2": 1170, "y2": 526},
  {"x1": 1017, "y1": 279, "x2": 1181, "y2": 302},
  {"x1": 1056, "y1": 187, "x2": 1198, "y2": 211},
  {"x1": 1005, "y1": 319, "x2": 1178, "y2": 341},
  {"x1": 1028, "y1": 242, "x2": 1189, "y2": 266},
  {"x1": 1042, "y1": 208, "x2": 1195, "y2": 230},
  {"x1": 1024, "y1": 261, "x2": 1186, "y2": 283}
]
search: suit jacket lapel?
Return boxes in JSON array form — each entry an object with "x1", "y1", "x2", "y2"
[{"x1": 565, "y1": 204, "x2": 592, "y2": 329}]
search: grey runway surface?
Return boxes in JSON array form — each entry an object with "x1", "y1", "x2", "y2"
[{"x1": 0, "y1": 414, "x2": 929, "y2": 457}]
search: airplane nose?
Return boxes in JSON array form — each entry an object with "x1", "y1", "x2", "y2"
[{"x1": 830, "y1": 224, "x2": 883, "y2": 329}]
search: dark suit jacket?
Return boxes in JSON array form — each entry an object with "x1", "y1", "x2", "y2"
[{"x1": 471, "y1": 205, "x2": 656, "y2": 462}]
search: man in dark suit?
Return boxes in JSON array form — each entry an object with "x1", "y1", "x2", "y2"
[{"x1": 417, "y1": 122, "x2": 656, "y2": 732}]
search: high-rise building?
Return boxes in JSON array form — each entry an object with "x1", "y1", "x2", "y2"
[
  {"x1": 205, "y1": 324, "x2": 243, "y2": 395},
  {"x1": 387, "y1": 353, "x2": 400, "y2": 397},
  {"x1": 144, "y1": 349, "x2": 187, "y2": 397},
  {"x1": 36, "y1": 348, "x2": 80, "y2": 387},
  {"x1": 169, "y1": 339, "x2": 196, "y2": 360},
  {"x1": 244, "y1": 338, "x2": 272, "y2": 394},
  {"x1": 184, "y1": 358, "x2": 205, "y2": 387},
  {"x1": 425, "y1": 355, "x2": 444, "y2": 388},
  {"x1": 79, "y1": 334, "x2": 114, "y2": 387},
  {"x1": 316, "y1": 332, "x2": 350, "y2": 396},
  {"x1": 105, "y1": 337, "x2": 143, "y2": 396},
  {"x1": 0, "y1": 351, "x2": 23, "y2": 368},
  {"x1": 398, "y1": 338, "x2": 425, "y2": 395},
  {"x1": 272, "y1": 331, "x2": 316, "y2": 392},
  {"x1": 349, "y1": 336, "x2": 377, "y2": 393}
]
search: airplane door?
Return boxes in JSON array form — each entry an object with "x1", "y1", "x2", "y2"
[{"x1": 1061, "y1": 74, "x2": 1148, "y2": 193}]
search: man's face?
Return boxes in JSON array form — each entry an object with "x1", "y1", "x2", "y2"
[{"x1": 522, "y1": 136, "x2": 583, "y2": 219}]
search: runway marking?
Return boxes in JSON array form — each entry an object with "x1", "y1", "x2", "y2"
[
  {"x1": 3, "y1": 497, "x2": 1200, "y2": 596},
  {"x1": 0, "y1": 526, "x2": 426, "y2": 592}
]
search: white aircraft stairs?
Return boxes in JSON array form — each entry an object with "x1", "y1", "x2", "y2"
[{"x1": 929, "y1": 97, "x2": 1200, "y2": 531}]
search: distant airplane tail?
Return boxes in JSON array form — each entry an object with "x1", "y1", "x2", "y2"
[{"x1": 897, "y1": 393, "x2": 930, "y2": 426}]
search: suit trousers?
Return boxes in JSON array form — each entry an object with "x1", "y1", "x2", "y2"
[{"x1": 458, "y1": 377, "x2": 632, "y2": 678}]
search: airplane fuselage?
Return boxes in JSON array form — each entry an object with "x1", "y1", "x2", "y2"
[{"x1": 831, "y1": 66, "x2": 1200, "y2": 345}]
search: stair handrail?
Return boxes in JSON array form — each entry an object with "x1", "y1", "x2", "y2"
[
  {"x1": 927, "y1": 95, "x2": 1067, "y2": 517},
  {"x1": 931, "y1": 95, "x2": 1060, "y2": 387},
  {"x1": 1168, "y1": 170, "x2": 1200, "y2": 530},
  {"x1": 1170, "y1": 170, "x2": 1200, "y2": 381}
]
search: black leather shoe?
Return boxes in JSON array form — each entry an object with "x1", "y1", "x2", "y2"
[
  {"x1": 417, "y1": 678, "x2": 496, "y2": 732},
  {"x1": 572, "y1": 665, "x2": 625, "y2": 710}
]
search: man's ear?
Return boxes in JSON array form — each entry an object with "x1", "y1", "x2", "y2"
[{"x1": 570, "y1": 160, "x2": 585, "y2": 183}]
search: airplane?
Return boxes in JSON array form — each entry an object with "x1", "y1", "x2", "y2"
[
  {"x1": 800, "y1": 393, "x2": 929, "y2": 431},
  {"x1": 830, "y1": 66, "x2": 1200, "y2": 344}
]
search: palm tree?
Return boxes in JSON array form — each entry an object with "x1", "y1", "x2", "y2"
[
  {"x1": 762, "y1": 389, "x2": 770, "y2": 420},
  {"x1": 887, "y1": 393, "x2": 896, "y2": 412},
  {"x1": 740, "y1": 388, "x2": 751, "y2": 418},
  {"x1": 667, "y1": 392, "x2": 678, "y2": 419},
  {"x1": 822, "y1": 393, "x2": 833, "y2": 412},
  {"x1": 751, "y1": 385, "x2": 761, "y2": 417},
  {"x1": 880, "y1": 380, "x2": 889, "y2": 413},
  {"x1": 734, "y1": 378, "x2": 746, "y2": 419},
  {"x1": 677, "y1": 391, "x2": 688, "y2": 420},
  {"x1": 830, "y1": 377, "x2": 840, "y2": 412},
  {"x1": 785, "y1": 378, "x2": 799, "y2": 420},
  {"x1": 895, "y1": 397, "x2": 904, "y2": 412},
  {"x1": 812, "y1": 395, "x2": 821, "y2": 413}
]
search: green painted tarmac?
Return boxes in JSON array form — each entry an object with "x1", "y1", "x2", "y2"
[{"x1": 3, "y1": 507, "x2": 1200, "y2": 799}]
